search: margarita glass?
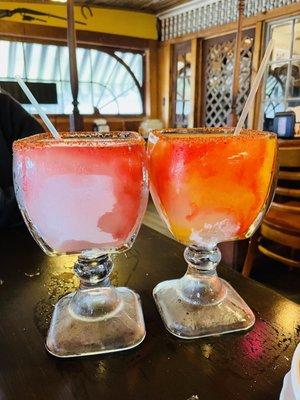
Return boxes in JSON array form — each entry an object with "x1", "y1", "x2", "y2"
[
  {"x1": 148, "y1": 128, "x2": 277, "y2": 338},
  {"x1": 13, "y1": 131, "x2": 148, "y2": 357}
]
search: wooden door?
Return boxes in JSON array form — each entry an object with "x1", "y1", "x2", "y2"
[
  {"x1": 171, "y1": 41, "x2": 191, "y2": 128},
  {"x1": 201, "y1": 29, "x2": 255, "y2": 127}
]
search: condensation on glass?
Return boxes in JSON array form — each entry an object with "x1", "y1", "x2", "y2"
[
  {"x1": 261, "y1": 16, "x2": 300, "y2": 131},
  {"x1": 0, "y1": 40, "x2": 144, "y2": 115}
]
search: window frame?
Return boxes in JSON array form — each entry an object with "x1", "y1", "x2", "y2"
[
  {"x1": 171, "y1": 40, "x2": 192, "y2": 128},
  {"x1": 81, "y1": 44, "x2": 146, "y2": 117},
  {"x1": 0, "y1": 30, "x2": 147, "y2": 118},
  {"x1": 260, "y1": 15, "x2": 300, "y2": 128}
]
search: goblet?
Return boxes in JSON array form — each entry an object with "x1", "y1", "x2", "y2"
[
  {"x1": 13, "y1": 131, "x2": 148, "y2": 357},
  {"x1": 148, "y1": 128, "x2": 277, "y2": 338}
]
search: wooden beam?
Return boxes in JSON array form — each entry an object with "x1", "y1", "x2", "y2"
[
  {"x1": 249, "y1": 21, "x2": 264, "y2": 129},
  {"x1": 157, "y1": 42, "x2": 172, "y2": 127},
  {"x1": 145, "y1": 41, "x2": 158, "y2": 118},
  {"x1": 228, "y1": 0, "x2": 244, "y2": 126},
  {"x1": 78, "y1": 30, "x2": 153, "y2": 51},
  {"x1": 189, "y1": 38, "x2": 199, "y2": 127},
  {"x1": 0, "y1": 20, "x2": 155, "y2": 50},
  {"x1": 194, "y1": 38, "x2": 203, "y2": 127},
  {"x1": 67, "y1": 0, "x2": 83, "y2": 131}
]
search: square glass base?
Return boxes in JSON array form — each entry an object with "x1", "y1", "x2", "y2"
[
  {"x1": 153, "y1": 278, "x2": 255, "y2": 339},
  {"x1": 46, "y1": 287, "x2": 145, "y2": 357}
]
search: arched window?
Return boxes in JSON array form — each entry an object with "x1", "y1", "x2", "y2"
[{"x1": 0, "y1": 39, "x2": 144, "y2": 115}]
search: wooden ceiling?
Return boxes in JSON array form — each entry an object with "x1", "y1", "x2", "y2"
[
  {"x1": 7, "y1": 0, "x2": 192, "y2": 13},
  {"x1": 85, "y1": 0, "x2": 191, "y2": 13}
]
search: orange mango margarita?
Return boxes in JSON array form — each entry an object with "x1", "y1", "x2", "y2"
[{"x1": 148, "y1": 130, "x2": 277, "y2": 247}]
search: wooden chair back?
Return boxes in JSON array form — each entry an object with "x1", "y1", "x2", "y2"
[
  {"x1": 275, "y1": 145, "x2": 300, "y2": 201},
  {"x1": 242, "y1": 142, "x2": 300, "y2": 275}
]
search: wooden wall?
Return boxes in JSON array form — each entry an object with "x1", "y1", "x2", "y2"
[
  {"x1": 158, "y1": 42, "x2": 172, "y2": 127},
  {"x1": 36, "y1": 115, "x2": 144, "y2": 133},
  {"x1": 0, "y1": 2, "x2": 157, "y2": 40},
  {"x1": 157, "y1": 2, "x2": 300, "y2": 129}
]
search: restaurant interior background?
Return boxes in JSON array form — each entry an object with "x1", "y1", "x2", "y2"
[{"x1": 0, "y1": 0, "x2": 300, "y2": 302}]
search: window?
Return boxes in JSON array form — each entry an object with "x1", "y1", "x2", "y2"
[
  {"x1": 172, "y1": 41, "x2": 191, "y2": 128},
  {"x1": 261, "y1": 17, "x2": 300, "y2": 130},
  {"x1": 0, "y1": 39, "x2": 144, "y2": 115},
  {"x1": 203, "y1": 32, "x2": 254, "y2": 127}
]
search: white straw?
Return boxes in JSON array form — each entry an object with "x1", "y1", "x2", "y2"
[
  {"x1": 15, "y1": 76, "x2": 61, "y2": 140},
  {"x1": 234, "y1": 39, "x2": 274, "y2": 135}
]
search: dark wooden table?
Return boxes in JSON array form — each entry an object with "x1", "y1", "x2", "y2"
[{"x1": 0, "y1": 225, "x2": 299, "y2": 400}]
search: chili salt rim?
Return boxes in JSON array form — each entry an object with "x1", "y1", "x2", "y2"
[
  {"x1": 150, "y1": 127, "x2": 277, "y2": 142},
  {"x1": 13, "y1": 131, "x2": 145, "y2": 150}
]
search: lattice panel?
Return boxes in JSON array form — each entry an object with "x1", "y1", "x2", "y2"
[{"x1": 204, "y1": 37, "x2": 253, "y2": 127}]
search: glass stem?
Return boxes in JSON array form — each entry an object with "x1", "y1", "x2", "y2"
[
  {"x1": 69, "y1": 250, "x2": 121, "y2": 319},
  {"x1": 180, "y1": 246, "x2": 227, "y2": 306}
]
